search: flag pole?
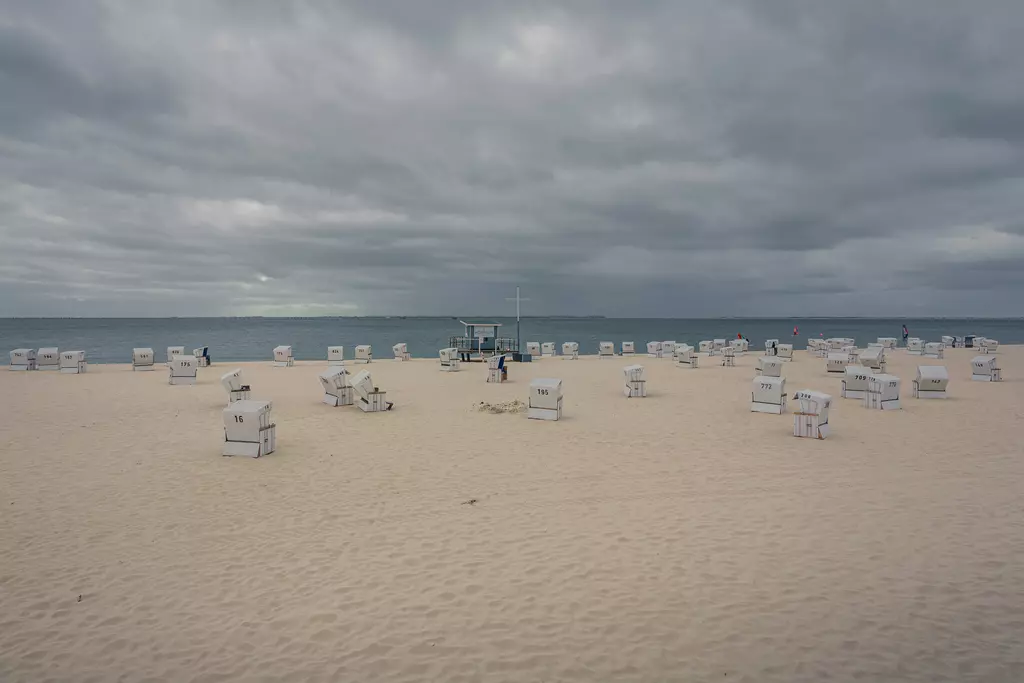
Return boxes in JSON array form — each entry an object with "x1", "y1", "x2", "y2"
[{"x1": 505, "y1": 286, "x2": 530, "y2": 352}]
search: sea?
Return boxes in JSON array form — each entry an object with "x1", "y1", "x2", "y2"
[{"x1": 1, "y1": 317, "x2": 1020, "y2": 364}]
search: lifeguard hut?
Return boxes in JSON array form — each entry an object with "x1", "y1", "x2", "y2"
[{"x1": 449, "y1": 321, "x2": 518, "y2": 362}]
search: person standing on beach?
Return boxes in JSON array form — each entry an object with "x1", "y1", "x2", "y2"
[
  {"x1": 903, "y1": 324, "x2": 909, "y2": 345},
  {"x1": 793, "y1": 325, "x2": 799, "y2": 336}
]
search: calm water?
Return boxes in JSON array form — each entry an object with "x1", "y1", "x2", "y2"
[{"x1": 2, "y1": 318, "x2": 1020, "y2": 364}]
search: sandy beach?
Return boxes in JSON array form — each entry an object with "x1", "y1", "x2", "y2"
[{"x1": 2, "y1": 346, "x2": 1023, "y2": 682}]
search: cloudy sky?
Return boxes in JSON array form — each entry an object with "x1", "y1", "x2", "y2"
[{"x1": 2, "y1": 1, "x2": 1024, "y2": 317}]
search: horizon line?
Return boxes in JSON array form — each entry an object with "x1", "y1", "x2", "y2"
[{"x1": 3, "y1": 315, "x2": 1023, "y2": 321}]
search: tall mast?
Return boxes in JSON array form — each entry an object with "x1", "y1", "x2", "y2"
[{"x1": 505, "y1": 286, "x2": 530, "y2": 351}]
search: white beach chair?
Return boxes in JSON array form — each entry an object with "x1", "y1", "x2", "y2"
[
  {"x1": 980, "y1": 338, "x2": 999, "y2": 354},
  {"x1": 222, "y1": 400, "x2": 276, "y2": 457},
  {"x1": 528, "y1": 378, "x2": 563, "y2": 420},
  {"x1": 826, "y1": 352, "x2": 850, "y2": 374},
  {"x1": 698, "y1": 340, "x2": 713, "y2": 355},
  {"x1": 906, "y1": 338, "x2": 924, "y2": 355},
  {"x1": 713, "y1": 339, "x2": 726, "y2": 352},
  {"x1": 221, "y1": 368, "x2": 251, "y2": 404},
  {"x1": 168, "y1": 353, "x2": 198, "y2": 385},
  {"x1": 623, "y1": 364, "x2": 646, "y2": 398},
  {"x1": 826, "y1": 338, "x2": 844, "y2": 351},
  {"x1": 662, "y1": 341, "x2": 676, "y2": 359},
  {"x1": 10, "y1": 349, "x2": 37, "y2": 371},
  {"x1": 755, "y1": 356, "x2": 783, "y2": 378},
  {"x1": 439, "y1": 347, "x2": 461, "y2": 372},
  {"x1": 675, "y1": 345, "x2": 698, "y2": 369},
  {"x1": 971, "y1": 356, "x2": 1001, "y2": 382},
  {"x1": 793, "y1": 390, "x2": 831, "y2": 439},
  {"x1": 940, "y1": 336, "x2": 954, "y2": 349},
  {"x1": 354, "y1": 345, "x2": 372, "y2": 364},
  {"x1": 526, "y1": 342, "x2": 541, "y2": 357},
  {"x1": 273, "y1": 345, "x2": 294, "y2": 367},
  {"x1": 132, "y1": 348, "x2": 155, "y2": 371},
  {"x1": 393, "y1": 342, "x2": 411, "y2": 361},
  {"x1": 328, "y1": 346, "x2": 345, "y2": 366},
  {"x1": 193, "y1": 346, "x2": 211, "y2": 367},
  {"x1": 486, "y1": 354, "x2": 507, "y2": 383},
  {"x1": 765, "y1": 339, "x2": 779, "y2": 356},
  {"x1": 722, "y1": 347, "x2": 736, "y2": 367},
  {"x1": 541, "y1": 342, "x2": 556, "y2": 358},
  {"x1": 730, "y1": 338, "x2": 749, "y2": 354},
  {"x1": 777, "y1": 343, "x2": 793, "y2": 361},
  {"x1": 350, "y1": 369, "x2": 393, "y2": 412},
  {"x1": 597, "y1": 341, "x2": 614, "y2": 358},
  {"x1": 878, "y1": 337, "x2": 898, "y2": 349},
  {"x1": 646, "y1": 341, "x2": 662, "y2": 358},
  {"x1": 621, "y1": 341, "x2": 635, "y2": 356},
  {"x1": 319, "y1": 367, "x2": 354, "y2": 406},
  {"x1": 864, "y1": 374, "x2": 901, "y2": 410},
  {"x1": 59, "y1": 350, "x2": 87, "y2": 374},
  {"x1": 913, "y1": 366, "x2": 948, "y2": 399},
  {"x1": 167, "y1": 346, "x2": 185, "y2": 364},
  {"x1": 751, "y1": 376, "x2": 787, "y2": 414},
  {"x1": 37, "y1": 347, "x2": 60, "y2": 371},
  {"x1": 841, "y1": 366, "x2": 871, "y2": 399},
  {"x1": 923, "y1": 342, "x2": 944, "y2": 359},
  {"x1": 858, "y1": 347, "x2": 886, "y2": 373},
  {"x1": 561, "y1": 342, "x2": 579, "y2": 360}
]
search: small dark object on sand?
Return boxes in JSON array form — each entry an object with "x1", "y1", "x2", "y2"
[{"x1": 462, "y1": 499, "x2": 478, "y2": 506}]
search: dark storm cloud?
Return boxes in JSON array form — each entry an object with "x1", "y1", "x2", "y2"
[{"x1": 2, "y1": 0, "x2": 1024, "y2": 316}]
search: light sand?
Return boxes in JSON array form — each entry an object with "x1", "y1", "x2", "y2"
[{"x1": 2, "y1": 347, "x2": 1023, "y2": 682}]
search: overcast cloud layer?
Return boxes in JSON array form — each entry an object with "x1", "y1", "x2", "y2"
[{"x1": 3, "y1": 1, "x2": 1024, "y2": 317}]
